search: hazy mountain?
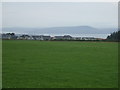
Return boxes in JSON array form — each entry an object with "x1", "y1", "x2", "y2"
[{"x1": 2, "y1": 26, "x2": 117, "y2": 35}]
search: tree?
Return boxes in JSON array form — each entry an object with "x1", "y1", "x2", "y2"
[{"x1": 107, "y1": 30, "x2": 120, "y2": 42}]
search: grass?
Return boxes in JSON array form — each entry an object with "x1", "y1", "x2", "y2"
[
  {"x1": 2, "y1": 40, "x2": 118, "y2": 88},
  {"x1": 0, "y1": 39, "x2": 2, "y2": 89}
]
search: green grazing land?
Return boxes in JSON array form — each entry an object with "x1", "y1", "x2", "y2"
[
  {"x1": 2, "y1": 40, "x2": 118, "y2": 88},
  {"x1": 0, "y1": 40, "x2": 2, "y2": 89}
]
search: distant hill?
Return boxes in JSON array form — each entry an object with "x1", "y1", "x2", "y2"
[{"x1": 2, "y1": 26, "x2": 117, "y2": 35}]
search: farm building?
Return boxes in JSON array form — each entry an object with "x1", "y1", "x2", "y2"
[
  {"x1": 63, "y1": 35, "x2": 72, "y2": 40},
  {"x1": 42, "y1": 36, "x2": 51, "y2": 40},
  {"x1": 32, "y1": 35, "x2": 51, "y2": 40},
  {"x1": 82, "y1": 37, "x2": 96, "y2": 40},
  {"x1": 53, "y1": 36, "x2": 64, "y2": 40},
  {"x1": 73, "y1": 37, "x2": 82, "y2": 40},
  {"x1": 32, "y1": 35, "x2": 42, "y2": 40},
  {"x1": 17, "y1": 35, "x2": 33, "y2": 40}
]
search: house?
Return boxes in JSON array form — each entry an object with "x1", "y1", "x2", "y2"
[
  {"x1": 52, "y1": 35, "x2": 73, "y2": 40},
  {"x1": 82, "y1": 37, "x2": 96, "y2": 40},
  {"x1": 17, "y1": 35, "x2": 33, "y2": 40},
  {"x1": 32, "y1": 35, "x2": 51, "y2": 40},
  {"x1": 73, "y1": 37, "x2": 82, "y2": 40},
  {"x1": 2, "y1": 34, "x2": 10, "y2": 39},
  {"x1": 32, "y1": 35, "x2": 42, "y2": 40},
  {"x1": 53, "y1": 36, "x2": 64, "y2": 40},
  {"x1": 42, "y1": 36, "x2": 51, "y2": 40},
  {"x1": 63, "y1": 35, "x2": 73, "y2": 40}
]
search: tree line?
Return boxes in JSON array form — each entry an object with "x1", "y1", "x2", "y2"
[{"x1": 107, "y1": 30, "x2": 120, "y2": 42}]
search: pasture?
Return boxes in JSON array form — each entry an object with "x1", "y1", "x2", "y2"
[{"x1": 2, "y1": 40, "x2": 118, "y2": 88}]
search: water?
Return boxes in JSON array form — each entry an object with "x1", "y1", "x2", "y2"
[
  {"x1": 14, "y1": 33, "x2": 110, "y2": 39},
  {"x1": 47, "y1": 34, "x2": 110, "y2": 39}
]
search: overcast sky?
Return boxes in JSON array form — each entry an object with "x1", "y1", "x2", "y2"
[{"x1": 2, "y1": 2, "x2": 118, "y2": 28}]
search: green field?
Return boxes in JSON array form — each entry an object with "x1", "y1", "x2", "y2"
[{"x1": 2, "y1": 40, "x2": 118, "y2": 88}]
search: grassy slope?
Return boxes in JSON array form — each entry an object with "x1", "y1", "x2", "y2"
[{"x1": 2, "y1": 40, "x2": 118, "y2": 88}]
